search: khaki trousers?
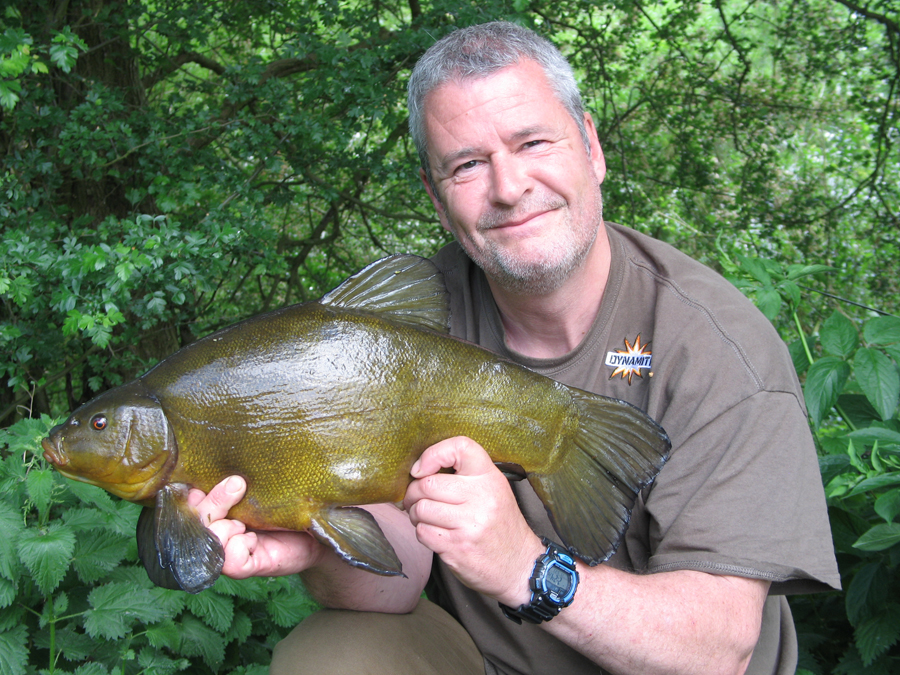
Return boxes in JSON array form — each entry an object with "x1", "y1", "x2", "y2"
[{"x1": 269, "y1": 598, "x2": 486, "y2": 675}]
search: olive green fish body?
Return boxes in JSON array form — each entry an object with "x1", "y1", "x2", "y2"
[
  {"x1": 151, "y1": 303, "x2": 577, "y2": 531},
  {"x1": 42, "y1": 255, "x2": 670, "y2": 593}
]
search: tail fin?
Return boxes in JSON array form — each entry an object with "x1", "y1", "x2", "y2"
[{"x1": 528, "y1": 391, "x2": 671, "y2": 565}]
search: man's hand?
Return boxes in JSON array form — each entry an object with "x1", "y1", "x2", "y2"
[
  {"x1": 188, "y1": 476, "x2": 323, "y2": 579},
  {"x1": 402, "y1": 436, "x2": 543, "y2": 607}
]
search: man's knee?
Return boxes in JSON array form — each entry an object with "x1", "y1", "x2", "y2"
[{"x1": 269, "y1": 599, "x2": 484, "y2": 675}]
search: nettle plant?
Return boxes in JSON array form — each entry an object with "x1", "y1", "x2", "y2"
[
  {"x1": 725, "y1": 251, "x2": 900, "y2": 673},
  {"x1": 0, "y1": 416, "x2": 318, "y2": 675}
]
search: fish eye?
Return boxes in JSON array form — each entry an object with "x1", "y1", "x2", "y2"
[{"x1": 90, "y1": 415, "x2": 108, "y2": 431}]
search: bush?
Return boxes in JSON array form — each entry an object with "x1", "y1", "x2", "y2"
[{"x1": 725, "y1": 251, "x2": 900, "y2": 673}]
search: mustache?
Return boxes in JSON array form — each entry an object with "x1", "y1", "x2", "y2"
[{"x1": 477, "y1": 194, "x2": 568, "y2": 230}]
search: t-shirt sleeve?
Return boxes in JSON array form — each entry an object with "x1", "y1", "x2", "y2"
[{"x1": 626, "y1": 390, "x2": 840, "y2": 594}]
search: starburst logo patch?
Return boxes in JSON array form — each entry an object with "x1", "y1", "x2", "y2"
[{"x1": 605, "y1": 335, "x2": 652, "y2": 384}]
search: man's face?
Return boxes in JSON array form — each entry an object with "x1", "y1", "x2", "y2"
[{"x1": 421, "y1": 59, "x2": 607, "y2": 295}]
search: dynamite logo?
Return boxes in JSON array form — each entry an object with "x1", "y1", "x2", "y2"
[{"x1": 605, "y1": 335, "x2": 652, "y2": 385}]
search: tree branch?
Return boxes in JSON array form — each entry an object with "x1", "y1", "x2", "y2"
[
  {"x1": 829, "y1": 0, "x2": 899, "y2": 36},
  {"x1": 144, "y1": 50, "x2": 227, "y2": 89}
]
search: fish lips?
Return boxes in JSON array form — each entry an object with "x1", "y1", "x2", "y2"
[{"x1": 41, "y1": 433, "x2": 69, "y2": 467}]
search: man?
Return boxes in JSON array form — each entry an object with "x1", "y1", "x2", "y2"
[{"x1": 193, "y1": 22, "x2": 839, "y2": 675}]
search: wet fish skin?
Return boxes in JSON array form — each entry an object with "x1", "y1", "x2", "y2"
[{"x1": 42, "y1": 255, "x2": 670, "y2": 593}]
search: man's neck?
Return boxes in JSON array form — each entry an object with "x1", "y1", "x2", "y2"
[{"x1": 487, "y1": 225, "x2": 611, "y2": 360}]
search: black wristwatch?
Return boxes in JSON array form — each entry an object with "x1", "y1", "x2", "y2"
[{"x1": 499, "y1": 537, "x2": 579, "y2": 625}]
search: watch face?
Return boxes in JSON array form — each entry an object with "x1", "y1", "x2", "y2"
[{"x1": 544, "y1": 562, "x2": 574, "y2": 599}]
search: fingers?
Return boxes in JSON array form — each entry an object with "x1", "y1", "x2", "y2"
[
  {"x1": 410, "y1": 436, "x2": 495, "y2": 478},
  {"x1": 189, "y1": 475, "x2": 246, "y2": 525}
]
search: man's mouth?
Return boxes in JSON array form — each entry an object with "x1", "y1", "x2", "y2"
[{"x1": 478, "y1": 196, "x2": 567, "y2": 232}]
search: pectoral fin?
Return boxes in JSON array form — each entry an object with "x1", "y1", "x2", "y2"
[
  {"x1": 136, "y1": 506, "x2": 181, "y2": 590},
  {"x1": 309, "y1": 506, "x2": 405, "y2": 577},
  {"x1": 137, "y1": 483, "x2": 225, "y2": 593}
]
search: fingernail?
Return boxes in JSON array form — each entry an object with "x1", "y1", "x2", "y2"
[
  {"x1": 410, "y1": 460, "x2": 421, "y2": 476},
  {"x1": 226, "y1": 476, "x2": 243, "y2": 494}
]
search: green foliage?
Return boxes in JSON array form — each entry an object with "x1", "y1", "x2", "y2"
[
  {"x1": 0, "y1": 418, "x2": 319, "y2": 674},
  {"x1": 729, "y1": 246, "x2": 900, "y2": 672}
]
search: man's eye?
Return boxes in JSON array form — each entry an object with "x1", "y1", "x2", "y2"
[{"x1": 456, "y1": 160, "x2": 478, "y2": 172}]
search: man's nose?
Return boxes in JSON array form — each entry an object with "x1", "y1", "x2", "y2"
[{"x1": 488, "y1": 154, "x2": 532, "y2": 206}]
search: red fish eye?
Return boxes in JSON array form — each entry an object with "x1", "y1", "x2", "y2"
[{"x1": 91, "y1": 415, "x2": 108, "y2": 431}]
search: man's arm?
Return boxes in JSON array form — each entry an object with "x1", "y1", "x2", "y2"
[
  {"x1": 403, "y1": 437, "x2": 768, "y2": 675},
  {"x1": 190, "y1": 477, "x2": 432, "y2": 614}
]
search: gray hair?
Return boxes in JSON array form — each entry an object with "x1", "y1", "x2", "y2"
[{"x1": 408, "y1": 21, "x2": 589, "y2": 189}]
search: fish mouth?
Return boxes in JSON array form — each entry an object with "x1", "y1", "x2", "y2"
[{"x1": 41, "y1": 436, "x2": 69, "y2": 467}]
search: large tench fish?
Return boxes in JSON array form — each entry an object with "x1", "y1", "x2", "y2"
[{"x1": 42, "y1": 255, "x2": 670, "y2": 593}]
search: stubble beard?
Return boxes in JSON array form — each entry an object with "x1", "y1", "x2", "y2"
[{"x1": 460, "y1": 185, "x2": 603, "y2": 296}]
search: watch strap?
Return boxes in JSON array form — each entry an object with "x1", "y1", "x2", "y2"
[{"x1": 499, "y1": 537, "x2": 579, "y2": 625}]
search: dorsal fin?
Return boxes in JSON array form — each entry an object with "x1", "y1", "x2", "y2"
[{"x1": 319, "y1": 254, "x2": 450, "y2": 333}]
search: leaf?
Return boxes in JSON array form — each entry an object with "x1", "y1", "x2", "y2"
[
  {"x1": 848, "y1": 428, "x2": 900, "y2": 451},
  {"x1": 787, "y1": 337, "x2": 812, "y2": 375},
  {"x1": 846, "y1": 562, "x2": 888, "y2": 627},
  {"x1": 62, "y1": 507, "x2": 113, "y2": 532},
  {"x1": 848, "y1": 474, "x2": 900, "y2": 497},
  {"x1": 855, "y1": 604, "x2": 900, "y2": 666},
  {"x1": 786, "y1": 263, "x2": 833, "y2": 280},
  {"x1": 820, "y1": 453, "x2": 852, "y2": 485},
  {"x1": 0, "y1": 626, "x2": 28, "y2": 675},
  {"x1": 0, "y1": 81, "x2": 21, "y2": 110},
  {"x1": 211, "y1": 574, "x2": 272, "y2": 601},
  {"x1": 755, "y1": 288, "x2": 782, "y2": 320},
  {"x1": 266, "y1": 589, "x2": 317, "y2": 628},
  {"x1": 874, "y1": 491, "x2": 900, "y2": 523},
  {"x1": 736, "y1": 254, "x2": 772, "y2": 285},
  {"x1": 73, "y1": 663, "x2": 111, "y2": 675},
  {"x1": 885, "y1": 344, "x2": 900, "y2": 366},
  {"x1": 63, "y1": 479, "x2": 118, "y2": 514},
  {"x1": 838, "y1": 394, "x2": 883, "y2": 427},
  {"x1": 804, "y1": 357, "x2": 851, "y2": 427},
  {"x1": 820, "y1": 311, "x2": 859, "y2": 358},
  {"x1": 72, "y1": 529, "x2": 130, "y2": 583},
  {"x1": 16, "y1": 523, "x2": 75, "y2": 595},
  {"x1": 854, "y1": 348, "x2": 900, "y2": 421},
  {"x1": 52, "y1": 625, "x2": 96, "y2": 662},
  {"x1": 864, "y1": 316, "x2": 900, "y2": 346},
  {"x1": 49, "y1": 43, "x2": 78, "y2": 73},
  {"x1": 0, "y1": 501, "x2": 25, "y2": 582},
  {"x1": 0, "y1": 578, "x2": 16, "y2": 610},
  {"x1": 136, "y1": 647, "x2": 188, "y2": 675},
  {"x1": 854, "y1": 523, "x2": 900, "y2": 552},
  {"x1": 185, "y1": 590, "x2": 234, "y2": 633},
  {"x1": 145, "y1": 620, "x2": 182, "y2": 652},
  {"x1": 25, "y1": 468, "x2": 54, "y2": 520},
  {"x1": 224, "y1": 611, "x2": 253, "y2": 643},
  {"x1": 84, "y1": 583, "x2": 172, "y2": 640},
  {"x1": 176, "y1": 614, "x2": 225, "y2": 668}
]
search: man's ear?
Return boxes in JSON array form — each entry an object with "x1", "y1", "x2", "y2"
[
  {"x1": 419, "y1": 167, "x2": 452, "y2": 232},
  {"x1": 583, "y1": 113, "x2": 607, "y2": 185}
]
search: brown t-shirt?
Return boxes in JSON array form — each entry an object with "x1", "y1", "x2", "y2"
[{"x1": 428, "y1": 223, "x2": 840, "y2": 675}]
